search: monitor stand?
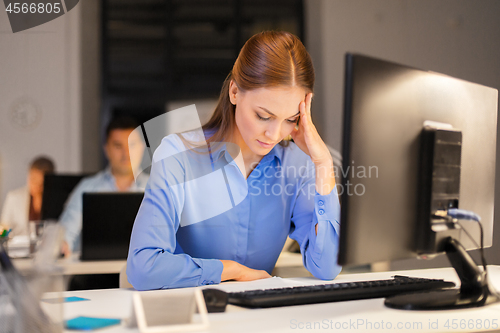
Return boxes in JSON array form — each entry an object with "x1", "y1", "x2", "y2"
[{"x1": 385, "y1": 237, "x2": 500, "y2": 310}]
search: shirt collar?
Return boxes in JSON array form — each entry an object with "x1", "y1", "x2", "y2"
[
  {"x1": 259, "y1": 144, "x2": 282, "y2": 167},
  {"x1": 203, "y1": 128, "x2": 284, "y2": 166},
  {"x1": 212, "y1": 142, "x2": 282, "y2": 168},
  {"x1": 103, "y1": 166, "x2": 114, "y2": 180}
]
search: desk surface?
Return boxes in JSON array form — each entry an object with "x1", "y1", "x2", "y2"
[
  {"x1": 12, "y1": 257, "x2": 127, "y2": 275},
  {"x1": 12, "y1": 251, "x2": 304, "y2": 277},
  {"x1": 40, "y1": 266, "x2": 500, "y2": 333}
]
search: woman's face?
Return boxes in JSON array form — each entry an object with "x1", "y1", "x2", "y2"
[
  {"x1": 28, "y1": 168, "x2": 44, "y2": 197},
  {"x1": 229, "y1": 81, "x2": 306, "y2": 158}
]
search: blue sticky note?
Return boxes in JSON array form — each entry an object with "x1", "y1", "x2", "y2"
[
  {"x1": 65, "y1": 316, "x2": 121, "y2": 330},
  {"x1": 65, "y1": 296, "x2": 90, "y2": 303},
  {"x1": 42, "y1": 296, "x2": 90, "y2": 304}
]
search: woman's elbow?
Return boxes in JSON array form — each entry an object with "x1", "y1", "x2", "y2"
[
  {"x1": 320, "y1": 264, "x2": 342, "y2": 280},
  {"x1": 309, "y1": 262, "x2": 342, "y2": 281},
  {"x1": 126, "y1": 254, "x2": 163, "y2": 291},
  {"x1": 127, "y1": 261, "x2": 147, "y2": 290}
]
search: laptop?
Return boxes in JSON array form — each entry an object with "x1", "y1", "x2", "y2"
[{"x1": 81, "y1": 192, "x2": 144, "y2": 261}]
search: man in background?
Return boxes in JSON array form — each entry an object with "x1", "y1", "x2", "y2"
[
  {"x1": 1, "y1": 156, "x2": 55, "y2": 237},
  {"x1": 60, "y1": 116, "x2": 147, "y2": 257}
]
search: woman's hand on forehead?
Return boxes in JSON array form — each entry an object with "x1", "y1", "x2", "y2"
[{"x1": 290, "y1": 93, "x2": 332, "y2": 166}]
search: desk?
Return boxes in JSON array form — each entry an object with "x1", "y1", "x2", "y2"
[
  {"x1": 13, "y1": 252, "x2": 302, "y2": 277},
  {"x1": 12, "y1": 257, "x2": 126, "y2": 276},
  {"x1": 41, "y1": 266, "x2": 500, "y2": 333}
]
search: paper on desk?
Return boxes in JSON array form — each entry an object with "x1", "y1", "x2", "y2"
[
  {"x1": 207, "y1": 277, "x2": 299, "y2": 293},
  {"x1": 7, "y1": 235, "x2": 30, "y2": 258},
  {"x1": 8, "y1": 235, "x2": 29, "y2": 246}
]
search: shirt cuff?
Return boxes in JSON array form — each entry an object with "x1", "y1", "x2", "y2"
[
  {"x1": 314, "y1": 186, "x2": 341, "y2": 226},
  {"x1": 195, "y1": 258, "x2": 224, "y2": 286},
  {"x1": 308, "y1": 187, "x2": 341, "y2": 256}
]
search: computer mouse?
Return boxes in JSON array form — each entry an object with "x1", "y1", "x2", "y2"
[{"x1": 202, "y1": 288, "x2": 228, "y2": 313}]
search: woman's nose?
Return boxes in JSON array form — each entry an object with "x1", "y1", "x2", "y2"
[{"x1": 265, "y1": 123, "x2": 281, "y2": 142}]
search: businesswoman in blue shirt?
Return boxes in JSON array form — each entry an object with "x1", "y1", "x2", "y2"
[{"x1": 127, "y1": 31, "x2": 342, "y2": 290}]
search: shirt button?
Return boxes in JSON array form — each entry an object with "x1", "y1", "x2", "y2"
[
  {"x1": 318, "y1": 209, "x2": 325, "y2": 215},
  {"x1": 318, "y1": 200, "x2": 324, "y2": 206}
]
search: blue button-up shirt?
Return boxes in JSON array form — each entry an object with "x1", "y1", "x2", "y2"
[
  {"x1": 59, "y1": 168, "x2": 148, "y2": 252},
  {"x1": 127, "y1": 132, "x2": 341, "y2": 290}
]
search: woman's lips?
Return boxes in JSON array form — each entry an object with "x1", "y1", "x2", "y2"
[{"x1": 257, "y1": 140, "x2": 274, "y2": 148}]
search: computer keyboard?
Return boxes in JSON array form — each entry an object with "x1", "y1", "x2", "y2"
[{"x1": 227, "y1": 276, "x2": 456, "y2": 308}]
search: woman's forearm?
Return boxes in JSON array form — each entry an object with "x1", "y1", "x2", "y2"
[
  {"x1": 220, "y1": 260, "x2": 241, "y2": 281},
  {"x1": 315, "y1": 158, "x2": 336, "y2": 195},
  {"x1": 220, "y1": 260, "x2": 271, "y2": 281}
]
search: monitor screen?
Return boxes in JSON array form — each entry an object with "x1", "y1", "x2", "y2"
[
  {"x1": 41, "y1": 174, "x2": 89, "y2": 221},
  {"x1": 338, "y1": 54, "x2": 498, "y2": 267}
]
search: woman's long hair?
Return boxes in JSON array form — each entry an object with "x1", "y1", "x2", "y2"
[{"x1": 202, "y1": 31, "x2": 315, "y2": 145}]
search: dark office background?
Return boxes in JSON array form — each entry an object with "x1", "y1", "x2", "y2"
[{"x1": 101, "y1": 0, "x2": 304, "y2": 135}]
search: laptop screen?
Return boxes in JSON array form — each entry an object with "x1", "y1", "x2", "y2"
[{"x1": 81, "y1": 192, "x2": 144, "y2": 261}]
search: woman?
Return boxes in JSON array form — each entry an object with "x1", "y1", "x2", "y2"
[
  {"x1": 1, "y1": 156, "x2": 55, "y2": 237},
  {"x1": 127, "y1": 31, "x2": 341, "y2": 290}
]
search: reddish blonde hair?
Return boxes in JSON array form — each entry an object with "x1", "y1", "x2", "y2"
[{"x1": 203, "y1": 31, "x2": 314, "y2": 144}]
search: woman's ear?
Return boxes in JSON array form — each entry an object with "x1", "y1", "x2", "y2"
[{"x1": 229, "y1": 80, "x2": 238, "y2": 105}]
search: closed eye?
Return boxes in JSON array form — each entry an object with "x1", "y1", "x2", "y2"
[
  {"x1": 256, "y1": 111, "x2": 298, "y2": 123},
  {"x1": 256, "y1": 113, "x2": 270, "y2": 121}
]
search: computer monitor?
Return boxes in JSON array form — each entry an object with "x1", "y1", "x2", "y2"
[
  {"x1": 338, "y1": 54, "x2": 499, "y2": 309},
  {"x1": 41, "y1": 174, "x2": 89, "y2": 220},
  {"x1": 81, "y1": 192, "x2": 144, "y2": 261}
]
